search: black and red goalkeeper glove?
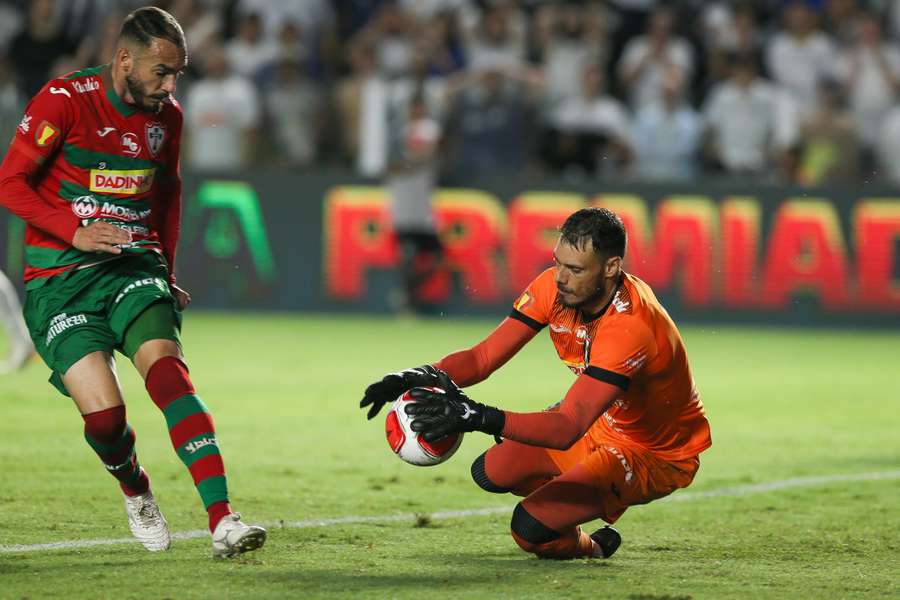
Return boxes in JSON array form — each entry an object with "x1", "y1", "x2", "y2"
[{"x1": 405, "y1": 386, "x2": 505, "y2": 442}]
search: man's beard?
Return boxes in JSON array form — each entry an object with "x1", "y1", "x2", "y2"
[
  {"x1": 125, "y1": 74, "x2": 167, "y2": 112},
  {"x1": 558, "y1": 282, "x2": 607, "y2": 310}
]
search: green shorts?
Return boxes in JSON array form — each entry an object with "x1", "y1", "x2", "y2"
[{"x1": 23, "y1": 252, "x2": 182, "y2": 396}]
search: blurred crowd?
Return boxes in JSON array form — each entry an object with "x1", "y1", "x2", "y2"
[{"x1": 3, "y1": 0, "x2": 900, "y2": 186}]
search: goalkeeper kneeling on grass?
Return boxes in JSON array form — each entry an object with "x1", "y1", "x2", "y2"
[{"x1": 361, "y1": 208, "x2": 711, "y2": 560}]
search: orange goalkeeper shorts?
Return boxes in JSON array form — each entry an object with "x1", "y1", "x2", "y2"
[{"x1": 544, "y1": 430, "x2": 700, "y2": 524}]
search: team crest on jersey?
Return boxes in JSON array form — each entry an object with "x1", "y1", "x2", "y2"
[
  {"x1": 121, "y1": 132, "x2": 141, "y2": 157},
  {"x1": 145, "y1": 122, "x2": 166, "y2": 156},
  {"x1": 35, "y1": 121, "x2": 59, "y2": 147},
  {"x1": 71, "y1": 195, "x2": 100, "y2": 219}
]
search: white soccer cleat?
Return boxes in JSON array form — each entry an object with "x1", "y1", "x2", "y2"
[
  {"x1": 211, "y1": 513, "x2": 267, "y2": 558},
  {"x1": 124, "y1": 490, "x2": 171, "y2": 552}
]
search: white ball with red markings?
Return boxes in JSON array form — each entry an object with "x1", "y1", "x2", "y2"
[{"x1": 385, "y1": 387, "x2": 463, "y2": 466}]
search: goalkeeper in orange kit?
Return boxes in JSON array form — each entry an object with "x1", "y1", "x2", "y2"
[{"x1": 361, "y1": 207, "x2": 711, "y2": 559}]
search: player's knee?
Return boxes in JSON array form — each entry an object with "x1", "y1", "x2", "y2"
[
  {"x1": 471, "y1": 451, "x2": 510, "y2": 494},
  {"x1": 510, "y1": 502, "x2": 560, "y2": 555}
]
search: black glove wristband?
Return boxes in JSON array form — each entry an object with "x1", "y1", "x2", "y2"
[{"x1": 479, "y1": 406, "x2": 506, "y2": 436}]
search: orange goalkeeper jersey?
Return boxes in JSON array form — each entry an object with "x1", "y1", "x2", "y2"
[{"x1": 510, "y1": 268, "x2": 711, "y2": 461}]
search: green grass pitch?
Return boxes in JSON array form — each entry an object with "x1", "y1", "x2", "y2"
[{"x1": 0, "y1": 313, "x2": 898, "y2": 599}]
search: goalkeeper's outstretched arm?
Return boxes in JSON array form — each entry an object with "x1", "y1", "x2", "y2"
[{"x1": 434, "y1": 317, "x2": 539, "y2": 387}]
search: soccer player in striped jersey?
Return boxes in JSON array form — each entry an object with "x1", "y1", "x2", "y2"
[
  {"x1": 0, "y1": 6, "x2": 265, "y2": 557},
  {"x1": 362, "y1": 208, "x2": 711, "y2": 560}
]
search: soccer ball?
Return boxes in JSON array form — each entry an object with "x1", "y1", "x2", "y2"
[{"x1": 385, "y1": 387, "x2": 463, "y2": 466}]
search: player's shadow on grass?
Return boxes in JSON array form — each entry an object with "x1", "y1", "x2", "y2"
[
  {"x1": 246, "y1": 568, "x2": 507, "y2": 591},
  {"x1": 240, "y1": 551, "x2": 615, "y2": 593},
  {"x1": 433, "y1": 550, "x2": 617, "y2": 569}
]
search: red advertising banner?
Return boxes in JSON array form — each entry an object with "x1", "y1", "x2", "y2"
[{"x1": 324, "y1": 186, "x2": 900, "y2": 314}]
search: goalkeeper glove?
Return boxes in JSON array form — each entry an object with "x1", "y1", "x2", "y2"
[
  {"x1": 405, "y1": 386, "x2": 505, "y2": 442},
  {"x1": 360, "y1": 364, "x2": 454, "y2": 420}
]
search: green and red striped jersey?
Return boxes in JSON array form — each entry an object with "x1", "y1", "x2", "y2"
[{"x1": 0, "y1": 64, "x2": 182, "y2": 289}]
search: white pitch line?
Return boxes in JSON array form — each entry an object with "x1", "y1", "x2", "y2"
[
  {"x1": 1, "y1": 470, "x2": 898, "y2": 555},
  {"x1": 663, "y1": 469, "x2": 900, "y2": 502}
]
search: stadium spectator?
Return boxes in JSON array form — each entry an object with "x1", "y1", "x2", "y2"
[
  {"x1": 607, "y1": 0, "x2": 659, "y2": 84},
  {"x1": 464, "y1": 3, "x2": 527, "y2": 72},
  {"x1": 333, "y1": 0, "x2": 394, "y2": 45},
  {"x1": 398, "y1": 0, "x2": 471, "y2": 22},
  {"x1": 225, "y1": 12, "x2": 277, "y2": 80},
  {"x1": 271, "y1": 20, "x2": 311, "y2": 67},
  {"x1": 62, "y1": 0, "x2": 137, "y2": 44},
  {"x1": 703, "y1": 2, "x2": 764, "y2": 89},
  {"x1": 8, "y1": 0, "x2": 78, "y2": 98},
  {"x1": 184, "y1": 44, "x2": 261, "y2": 170},
  {"x1": 344, "y1": 43, "x2": 396, "y2": 176},
  {"x1": 235, "y1": 0, "x2": 333, "y2": 71},
  {"x1": 700, "y1": 0, "x2": 763, "y2": 52},
  {"x1": 632, "y1": 76, "x2": 701, "y2": 181},
  {"x1": 833, "y1": 12, "x2": 900, "y2": 151},
  {"x1": 0, "y1": 2, "x2": 24, "y2": 54},
  {"x1": 703, "y1": 52, "x2": 799, "y2": 178},
  {"x1": 766, "y1": 1, "x2": 836, "y2": 117},
  {"x1": 796, "y1": 78, "x2": 861, "y2": 184},
  {"x1": 335, "y1": 43, "x2": 378, "y2": 165},
  {"x1": 262, "y1": 58, "x2": 322, "y2": 168},
  {"x1": 875, "y1": 102, "x2": 900, "y2": 186},
  {"x1": 532, "y1": 2, "x2": 610, "y2": 105},
  {"x1": 350, "y1": 4, "x2": 419, "y2": 80},
  {"x1": 2, "y1": 0, "x2": 897, "y2": 185},
  {"x1": 386, "y1": 92, "x2": 444, "y2": 314},
  {"x1": 237, "y1": 0, "x2": 333, "y2": 39},
  {"x1": 168, "y1": 0, "x2": 222, "y2": 61},
  {"x1": 889, "y1": 0, "x2": 900, "y2": 41},
  {"x1": 420, "y1": 10, "x2": 468, "y2": 77},
  {"x1": 823, "y1": 0, "x2": 863, "y2": 48},
  {"x1": 617, "y1": 6, "x2": 693, "y2": 110},
  {"x1": 443, "y1": 66, "x2": 541, "y2": 178},
  {"x1": 540, "y1": 63, "x2": 633, "y2": 178},
  {"x1": 75, "y1": 10, "x2": 128, "y2": 71}
]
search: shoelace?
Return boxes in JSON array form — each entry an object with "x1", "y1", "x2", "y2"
[{"x1": 136, "y1": 501, "x2": 162, "y2": 527}]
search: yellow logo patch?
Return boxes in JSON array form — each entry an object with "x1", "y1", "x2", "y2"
[
  {"x1": 35, "y1": 121, "x2": 59, "y2": 147},
  {"x1": 515, "y1": 292, "x2": 533, "y2": 312},
  {"x1": 89, "y1": 168, "x2": 155, "y2": 195}
]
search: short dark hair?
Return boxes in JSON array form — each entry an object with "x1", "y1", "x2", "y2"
[
  {"x1": 560, "y1": 207, "x2": 627, "y2": 259},
  {"x1": 120, "y1": 7, "x2": 186, "y2": 51}
]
